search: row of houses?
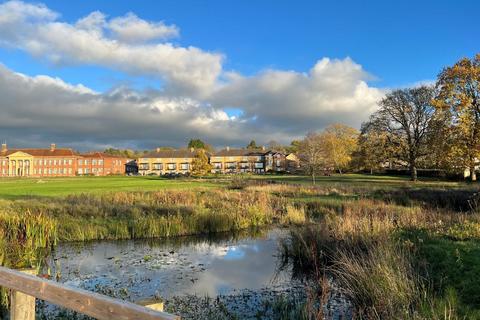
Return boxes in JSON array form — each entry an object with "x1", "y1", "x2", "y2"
[
  {"x1": 137, "y1": 146, "x2": 299, "y2": 175},
  {"x1": 0, "y1": 143, "x2": 300, "y2": 178},
  {"x1": 0, "y1": 143, "x2": 129, "y2": 177}
]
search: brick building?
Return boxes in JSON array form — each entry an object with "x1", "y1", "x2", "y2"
[
  {"x1": 0, "y1": 143, "x2": 129, "y2": 177},
  {"x1": 137, "y1": 148, "x2": 199, "y2": 175},
  {"x1": 78, "y1": 152, "x2": 129, "y2": 176}
]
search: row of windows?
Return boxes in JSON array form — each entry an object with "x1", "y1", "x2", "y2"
[
  {"x1": 220, "y1": 162, "x2": 264, "y2": 169},
  {"x1": 34, "y1": 159, "x2": 74, "y2": 166},
  {"x1": 1, "y1": 158, "x2": 123, "y2": 167},
  {"x1": 33, "y1": 168, "x2": 74, "y2": 175},
  {"x1": 78, "y1": 168, "x2": 104, "y2": 174},
  {"x1": 139, "y1": 163, "x2": 190, "y2": 170},
  {"x1": 78, "y1": 159, "x2": 104, "y2": 166}
]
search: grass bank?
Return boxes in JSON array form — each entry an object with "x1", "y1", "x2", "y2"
[{"x1": 279, "y1": 189, "x2": 480, "y2": 319}]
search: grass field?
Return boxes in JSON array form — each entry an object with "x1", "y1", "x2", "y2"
[
  {"x1": 0, "y1": 173, "x2": 471, "y2": 199},
  {"x1": 0, "y1": 175, "x2": 220, "y2": 199},
  {"x1": 0, "y1": 173, "x2": 479, "y2": 318}
]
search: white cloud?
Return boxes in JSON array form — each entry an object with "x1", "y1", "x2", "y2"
[
  {"x1": 0, "y1": 2, "x2": 387, "y2": 149},
  {"x1": 211, "y1": 57, "x2": 384, "y2": 135},
  {"x1": 108, "y1": 12, "x2": 179, "y2": 43},
  {"x1": 0, "y1": 1, "x2": 222, "y2": 97}
]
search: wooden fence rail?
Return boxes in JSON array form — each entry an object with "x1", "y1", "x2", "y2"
[{"x1": 0, "y1": 266, "x2": 179, "y2": 320}]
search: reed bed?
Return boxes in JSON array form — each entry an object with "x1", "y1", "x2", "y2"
[
  {"x1": 4, "y1": 189, "x2": 299, "y2": 241},
  {"x1": 279, "y1": 188, "x2": 480, "y2": 319}
]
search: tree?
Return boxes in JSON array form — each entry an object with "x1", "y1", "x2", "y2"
[
  {"x1": 286, "y1": 140, "x2": 301, "y2": 154},
  {"x1": 371, "y1": 86, "x2": 436, "y2": 181},
  {"x1": 322, "y1": 124, "x2": 359, "y2": 174},
  {"x1": 191, "y1": 149, "x2": 212, "y2": 176},
  {"x1": 356, "y1": 121, "x2": 390, "y2": 174},
  {"x1": 266, "y1": 140, "x2": 285, "y2": 151},
  {"x1": 188, "y1": 139, "x2": 206, "y2": 150},
  {"x1": 434, "y1": 54, "x2": 480, "y2": 181},
  {"x1": 298, "y1": 132, "x2": 325, "y2": 184},
  {"x1": 246, "y1": 140, "x2": 258, "y2": 149}
]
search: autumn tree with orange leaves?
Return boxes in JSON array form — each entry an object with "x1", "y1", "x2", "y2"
[{"x1": 434, "y1": 54, "x2": 480, "y2": 181}]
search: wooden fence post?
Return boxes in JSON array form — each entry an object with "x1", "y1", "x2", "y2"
[{"x1": 10, "y1": 268, "x2": 36, "y2": 320}]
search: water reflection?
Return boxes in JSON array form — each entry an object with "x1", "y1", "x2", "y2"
[{"x1": 47, "y1": 228, "x2": 291, "y2": 302}]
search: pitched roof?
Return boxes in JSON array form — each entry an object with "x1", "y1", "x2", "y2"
[
  {"x1": 213, "y1": 148, "x2": 267, "y2": 157},
  {"x1": 1, "y1": 148, "x2": 76, "y2": 157},
  {"x1": 142, "y1": 149, "x2": 200, "y2": 159},
  {"x1": 79, "y1": 152, "x2": 127, "y2": 159}
]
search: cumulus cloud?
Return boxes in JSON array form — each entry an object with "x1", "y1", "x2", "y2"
[
  {"x1": 0, "y1": 63, "x2": 245, "y2": 149},
  {"x1": 0, "y1": 1, "x2": 222, "y2": 97},
  {"x1": 211, "y1": 57, "x2": 384, "y2": 135},
  {"x1": 0, "y1": 1, "x2": 386, "y2": 150},
  {"x1": 108, "y1": 12, "x2": 179, "y2": 43}
]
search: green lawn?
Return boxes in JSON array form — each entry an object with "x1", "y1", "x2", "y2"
[
  {"x1": 0, "y1": 176, "x2": 220, "y2": 199},
  {"x1": 0, "y1": 173, "x2": 472, "y2": 199},
  {"x1": 253, "y1": 173, "x2": 469, "y2": 189}
]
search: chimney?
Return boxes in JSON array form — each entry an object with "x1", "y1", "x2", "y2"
[
  {"x1": 226, "y1": 146, "x2": 230, "y2": 151},
  {"x1": 50, "y1": 143, "x2": 56, "y2": 152},
  {"x1": 1, "y1": 143, "x2": 6, "y2": 152},
  {"x1": 190, "y1": 147, "x2": 194, "y2": 152},
  {"x1": 156, "y1": 147, "x2": 160, "y2": 153}
]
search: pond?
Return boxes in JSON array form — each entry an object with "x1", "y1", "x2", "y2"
[{"x1": 39, "y1": 227, "x2": 350, "y2": 319}]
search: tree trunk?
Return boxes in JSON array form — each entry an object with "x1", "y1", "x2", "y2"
[
  {"x1": 370, "y1": 168, "x2": 373, "y2": 175},
  {"x1": 410, "y1": 164, "x2": 417, "y2": 182},
  {"x1": 338, "y1": 168, "x2": 342, "y2": 175},
  {"x1": 470, "y1": 165, "x2": 477, "y2": 182},
  {"x1": 312, "y1": 172, "x2": 316, "y2": 185}
]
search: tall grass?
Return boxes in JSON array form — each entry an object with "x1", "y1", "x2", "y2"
[
  {"x1": 4, "y1": 189, "x2": 295, "y2": 241},
  {"x1": 0, "y1": 207, "x2": 57, "y2": 315},
  {"x1": 279, "y1": 188, "x2": 480, "y2": 319}
]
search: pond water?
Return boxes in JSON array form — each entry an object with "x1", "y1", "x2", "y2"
[{"x1": 39, "y1": 227, "x2": 351, "y2": 319}]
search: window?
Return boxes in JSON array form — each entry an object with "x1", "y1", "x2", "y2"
[
  {"x1": 84, "y1": 160, "x2": 89, "y2": 165},
  {"x1": 139, "y1": 163, "x2": 149, "y2": 170},
  {"x1": 226, "y1": 162, "x2": 236, "y2": 169},
  {"x1": 276, "y1": 160, "x2": 282, "y2": 166},
  {"x1": 78, "y1": 159, "x2": 83, "y2": 165},
  {"x1": 85, "y1": 168, "x2": 90, "y2": 174},
  {"x1": 68, "y1": 159, "x2": 72, "y2": 165},
  {"x1": 48, "y1": 169, "x2": 52, "y2": 174},
  {"x1": 99, "y1": 160, "x2": 104, "y2": 165},
  {"x1": 167, "y1": 163, "x2": 176, "y2": 170},
  {"x1": 213, "y1": 163, "x2": 222, "y2": 169},
  {"x1": 92, "y1": 160, "x2": 97, "y2": 165},
  {"x1": 68, "y1": 168, "x2": 72, "y2": 174},
  {"x1": 78, "y1": 168, "x2": 83, "y2": 174},
  {"x1": 93, "y1": 168, "x2": 97, "y2": 173},
  {"x1": 255, "y1": 162, "x2": 264, "y2": 169},
  {"x1": 153, "y1": 163, "x2": 163, "y2": 170},
  {"x1": 180, "y1": 163, "x2": 189, "y2": 170}
]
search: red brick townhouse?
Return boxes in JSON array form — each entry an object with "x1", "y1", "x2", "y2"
[
  {"x1": 0, "y1": 143, "x2": 130, "y2": 177},
  {"x1": 77, "y1": 152, "x2": 129, "y2": 176}
]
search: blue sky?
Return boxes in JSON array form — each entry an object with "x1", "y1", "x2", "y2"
[
  {"x1": 0, "y1": 0, "x2": 477, "y2": 91},
  {"x1": 0, "y1": 0, "x2": 478, "y2": 149}
]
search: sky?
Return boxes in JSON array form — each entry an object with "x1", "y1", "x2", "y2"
[{"x1": 0, "y1": 0, "x2": 478, "y2": 150}]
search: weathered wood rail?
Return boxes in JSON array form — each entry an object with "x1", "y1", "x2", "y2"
[{"x1": 0, "y1": 266, "x2": 179, "y2": 320}]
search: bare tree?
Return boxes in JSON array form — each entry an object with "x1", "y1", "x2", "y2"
[
  {"x1": 371, "y1": 86, "x2": 436, "y2": 181},
  {"x1": 299, "y1": 132, "x2": 325, "y2": 184}
]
